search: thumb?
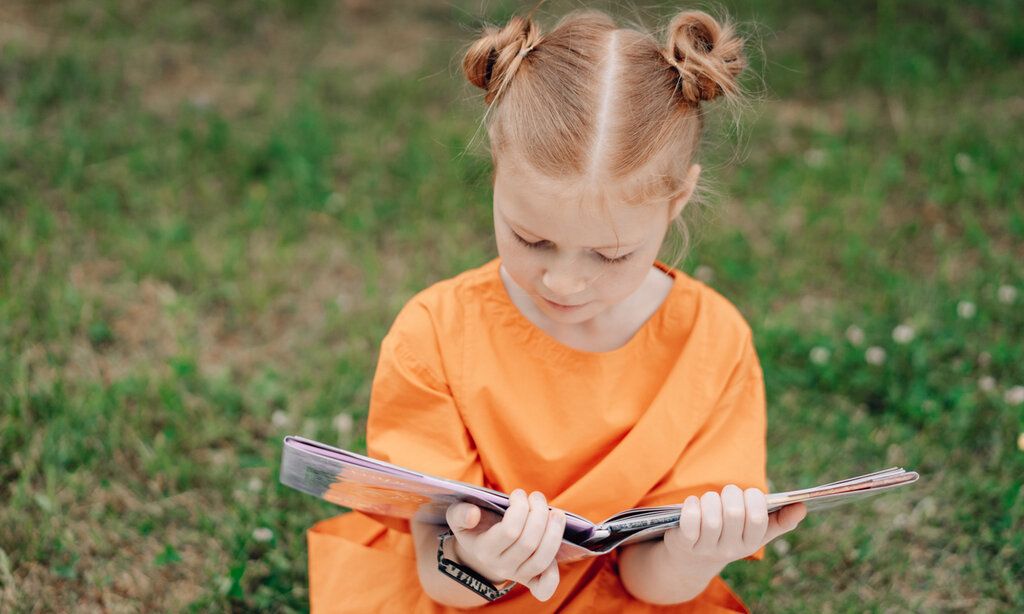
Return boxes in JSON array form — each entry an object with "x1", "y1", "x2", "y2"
[
  {"x1": 762, "y1": 502, "x2": 806, "y2": 545},
  {"x1": 446, "y1": 502, "x2": 481, "y2": 532}
]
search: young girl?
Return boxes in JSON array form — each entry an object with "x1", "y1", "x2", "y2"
[{"x1": 307, "y1": 8, "x2": 806, "y2": 612}]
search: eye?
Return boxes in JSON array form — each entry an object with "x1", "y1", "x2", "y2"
[
  {"x1": 511, "y1": 230, "x2": 633, "y2": 265},
  {"x1": 510, "y1": 230, "x2": 549, "y2": 250},
  {"x1": 598, "y1": 251, "x2": 633, "y2": 265}
]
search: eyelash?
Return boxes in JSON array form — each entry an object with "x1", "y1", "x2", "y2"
[{"x1": 510, "y1": 231, "x2": 633, "y2": 264}]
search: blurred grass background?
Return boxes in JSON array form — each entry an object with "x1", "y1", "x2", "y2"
[{"x1": 1, "y1": 0, "x2": 1022, "y2": 611}]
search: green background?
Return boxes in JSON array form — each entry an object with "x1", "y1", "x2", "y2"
[{"x1": 1, "y1": 0, "x2": 1021, "y2": 611}]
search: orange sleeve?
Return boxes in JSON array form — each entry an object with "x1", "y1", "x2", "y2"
[
  {"x1": 635, "y1": 330, "x2": 769, "y2": 561},
  {"x1": 361, "y1": 297, "x2": 484, "y2": 534}
]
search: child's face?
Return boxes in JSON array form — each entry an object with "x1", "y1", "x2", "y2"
[{"x1": 493, "y1": 157, "x2": 698, "y2": 325}]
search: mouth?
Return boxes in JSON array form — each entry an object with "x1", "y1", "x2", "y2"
[{"x1": 543, "y1": 297, "x2": 588, "y2": 311}]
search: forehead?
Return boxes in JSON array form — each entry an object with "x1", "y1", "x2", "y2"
[{"x1": 493, "y1": 158, "x2": 662, "y2": 246}]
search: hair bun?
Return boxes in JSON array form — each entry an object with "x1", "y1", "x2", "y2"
[
  {"x1": 664, "y1": 11, "x2": 746, "y2": 104},
  {"x1": 462, "y1": 15, "x2": 542, "y2": 104}
]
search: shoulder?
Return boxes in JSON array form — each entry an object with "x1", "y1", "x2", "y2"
[
  {"x1": 673, "y1": 270, "x2": 753, "y2": 341},
  {"x1": 382, "y1": 258, "x2": 499, "y2": 369},
  {"x1": 666, "y1": 268, "x2": 759, "y2": 373},
  {"x1": 388, "y1": 258, "x2": 498, "y2": 336}
]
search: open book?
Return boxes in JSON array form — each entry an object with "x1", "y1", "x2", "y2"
[{"x1": 280, "y1": 435, "x2": 919, "y2": 563}]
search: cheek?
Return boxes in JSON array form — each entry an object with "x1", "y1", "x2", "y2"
[
  {"x1": 495, "y1": 236, "x2": 539, "y2": 274},
  {"x1": 595, "y1": 261, "x2": 650, "y2": 298}
]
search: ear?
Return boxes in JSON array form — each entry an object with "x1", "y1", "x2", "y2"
[{"x1": 668, "y1": 164, "x2": 702, "y2": 222}]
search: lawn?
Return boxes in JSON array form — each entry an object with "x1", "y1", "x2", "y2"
[{"x1": 1, "y1": 0, "x2": 1021, "y2": 611}]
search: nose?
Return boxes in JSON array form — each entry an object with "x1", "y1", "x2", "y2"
[{"x1": 542, "y1": 258, "x2": 587, "y2": 299}]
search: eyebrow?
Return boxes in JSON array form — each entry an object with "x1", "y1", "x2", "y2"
[{"x1": 508, "y1": 220, "x2": 642, "y2": 250}]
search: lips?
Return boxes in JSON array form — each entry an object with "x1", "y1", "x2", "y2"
[{"x1": 544, "y1": 297, "x2": 586, "y2": 309}]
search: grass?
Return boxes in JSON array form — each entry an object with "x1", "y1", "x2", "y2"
[{"x1": 1, "y1": 0, "x2": 1021, "y2": 611}]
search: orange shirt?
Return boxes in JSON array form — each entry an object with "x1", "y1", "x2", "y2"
[{"x1": 307, "y1": 256, "x2": 767, "y2": 612}]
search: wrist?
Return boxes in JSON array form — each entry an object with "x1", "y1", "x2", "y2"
[
  {"x1": 448, "y1": 536, "x2": 499, "y2": 581},
  {"x1": 437, "y1": 530, "x2": 517, "y2": 602}
]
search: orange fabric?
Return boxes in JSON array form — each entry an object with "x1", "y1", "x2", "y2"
[{"x1": 307, "y1": 257, "x2": 768, "y2": 613}]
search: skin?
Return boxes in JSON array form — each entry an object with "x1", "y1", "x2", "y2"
[
  {"x1": 618, "y1": 487, "x2": 806, "y2": 604},
  {"x1": 491, "y1": 157, "x2": 699, "y2": 352},
  {"x1": 411, "y1": 154, "x2": 806, "y2": 606}
]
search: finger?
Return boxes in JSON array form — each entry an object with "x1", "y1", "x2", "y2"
[
  {"x1": 525, "y1": 559, "x2": 560, "y2": 602},
  {"x1": 501, "y1": 491, "x2": 549, "y2": 566},
  {"x1": 481, "y1": 488, "x2": 529, "y2": 554},
  {"x1": 742, "y1": 488, "x2": 769, "y2": 549},
  {"x1": 515, "y1": 510, "x2": 565, "y2": 580},
  {"x1": 762, "y1": 503, "x2": 807, "y2": 545},
  {"x1": 693, "y1": 491, "x2": 723, "y2": 552},
  {"x1": 446, "y1": 502, "x2": 481, "y2": 534},
  {"x1": 665, "y1": 496, "x2": 701, "y2": 554},
  {"x1": 718, "y1": 484, "x2": 746, "y2": 548}
]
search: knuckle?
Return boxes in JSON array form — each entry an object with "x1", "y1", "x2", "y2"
[
  {"x1": 519, "y1": 561, "x2": 544, "y2": 580},
  {"x1": 508, "y1": 542, "x2": 532, "y2": 562}
]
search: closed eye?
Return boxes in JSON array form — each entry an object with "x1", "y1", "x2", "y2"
[{"x1": 510, "y1": 230, "x2": 633, "y2": 264}]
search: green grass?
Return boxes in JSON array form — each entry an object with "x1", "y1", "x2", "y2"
[{"x1": 1, "y1": 0, "x2": 1021, "y2": 611}]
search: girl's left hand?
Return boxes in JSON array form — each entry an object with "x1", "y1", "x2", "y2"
[{"x1": 661, "y1": 485, "x2": 806, "y2": 569}]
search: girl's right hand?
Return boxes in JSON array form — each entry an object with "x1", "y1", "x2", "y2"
[{"x1": 445, "y1": 489, "x2": 567, "y2": 602}]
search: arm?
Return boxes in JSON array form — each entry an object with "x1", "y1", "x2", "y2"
[
  {"x1": 619, "y1": 332, "x2": 770, "y2": 604},
  {"x1": 619, "y1": 492, "x2": 807, "y2": 606},
  {"x1": 411, "y1": 520, "x2": 491, "y2": 609},
  {"x1": 618, "y1": 539, "x2": 724, "y2": 605}
]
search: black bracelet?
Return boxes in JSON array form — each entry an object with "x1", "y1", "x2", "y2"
[{"x1": 436, "y1": 529, "x2": 517, "y2": 602}]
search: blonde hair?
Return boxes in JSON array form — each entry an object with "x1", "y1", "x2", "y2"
[{"x1": 461, "y1": 7, "x2": 747, "y2": 266}]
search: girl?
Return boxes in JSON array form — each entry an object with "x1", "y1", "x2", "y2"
[{"x1": 307, "y1": 7, "x2": 806, "y2": 612}]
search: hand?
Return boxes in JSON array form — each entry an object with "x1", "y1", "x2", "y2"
[
  {"x1": 445, "y1": 489, "x2": 566, "y2": 602},
  {"x1": 661, "y1": 485, "x2": 806, "y2": 569}
]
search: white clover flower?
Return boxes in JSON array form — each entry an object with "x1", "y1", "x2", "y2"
[
  {"x1": 247, "y1": 477, "x2": 263, "y2": 492},
  {"x1": 772, "y1": 538, "x2": 791, "y2": 556},
  {"x1": 1018, "y1": 432, "x2": 1024, "y2": 452},
  {"x1": 809, "y1": 346, "x2": 831, "y2": 365},
  {"x1": 954, "y1": 152, "x2": 973, "y2": 173},
  {"x1": 189, "y1": 92, "x2": 213, "y2": 110},
  {"x1": 892, "y1": 324, "x2": 915, "y2": 344},
  {"x1": 1005, "y1": 386, "x2": 1024, "y2": 406},
  {"x1": 271, "y1": 410, "x2": 290, "y2": 428},
  {"x1": 956, "y1": 301, "x2": 976, "y2": 319},
  {"x1": 998, "y1": 285, "x2": 1018, "y2": 305},
  {"x1": 804, "y1": 149, "x2": 826, "y2": 168},
  {"x1": 334, "y1": 412, "x2": 355, "y2": 435},
  {"x1": 845, "y1": 325, "x2": 865, "y2": 346},
  {"x1": 694, "y1": 265, "x2": 714, "y2": 283},
  {"x1": 865, "y1": 346, "x2": 887, "y2": 366},
  {"x1": 912, "y1": 496, "x2": 937, "y2": 521},
  {"x1": 252, "y1": 527, "x2": 274, "y2": 543},
  {"x1": 978, "y1": 376, "x2": 996, "y2": 392}
]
